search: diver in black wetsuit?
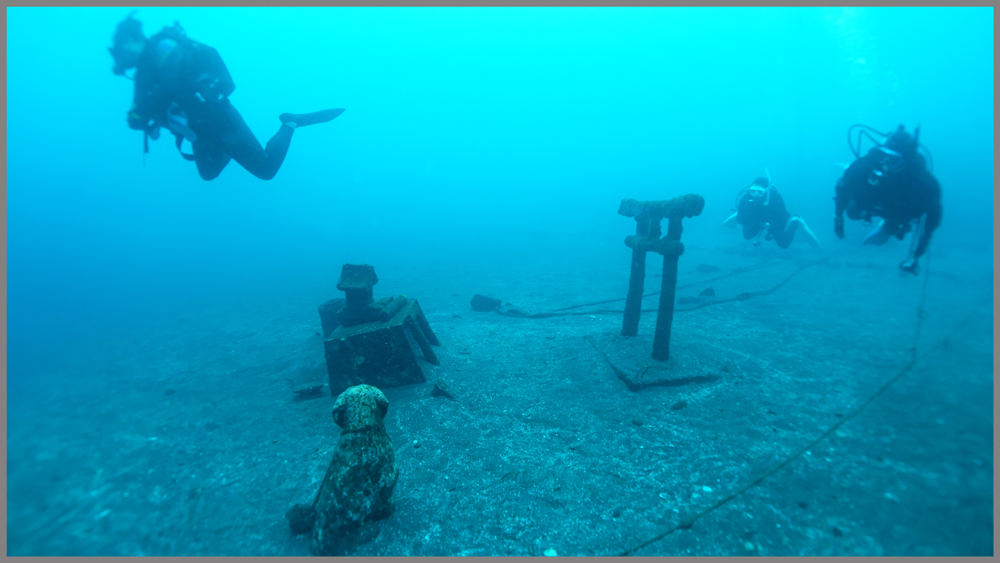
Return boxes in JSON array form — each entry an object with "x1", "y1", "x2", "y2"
[
  {"x1": 109, "y1": 12, "x2": 343, "y2": 181},
  {"x1": 723, "y1": 176, "x2": 822, "y2": 249},
  {"x1": 834, "y1": 124, "x2": 942, "y2": 275}
]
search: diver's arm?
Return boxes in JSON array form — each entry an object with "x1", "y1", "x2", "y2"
[
  {"x1": 127, "y1": 57, "x2": 161, "y2": 132},
  {"x1": 913, "y1": 180, "x2": 943, "y2": 260},
  {"x1": 128, "y1": 89, "x2": 159, "y2": 133},
  {"x1": 834, "y1": 156, "x2": 871, "y2": 238},
  {"x1": 128, "y1": 84, "x2": 170, "y2": 134},
  {"x1": 731, "y1": 194, "x2": 752, "y2": 227},
  {"x1": 900, "y1": 176, "x2": 943, "y2": 275},
  {"x1": 127, "y1": 38, "x2": 184, "y2": 134},
  {"x1": 128, "y1": 72, "x2": 168, "y2": 133}
]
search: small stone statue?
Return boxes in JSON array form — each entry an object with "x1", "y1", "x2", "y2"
[{"x1": 286, "y1": 384, "x2": 399, "y2": 555}]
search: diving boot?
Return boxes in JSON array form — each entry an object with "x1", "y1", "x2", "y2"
[{"x1": 279, "y1": 108, "x2": 345, "y2": 128}]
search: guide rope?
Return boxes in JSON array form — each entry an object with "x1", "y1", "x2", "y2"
[
  {"x1": 548, "y1": 259, "x2": 789, "y2": 313},
  {"x1": 495, "y1": 258, "x2": 824, "y2": 320}
]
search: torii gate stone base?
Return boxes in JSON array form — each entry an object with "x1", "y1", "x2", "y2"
[{"x1": 588, "y1": 194, "x2": 738, "y2": 391}]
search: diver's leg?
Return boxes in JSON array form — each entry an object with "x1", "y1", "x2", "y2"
[
  {"x1": 773, "y1": 219, "x2": 798, "y2": 249},
  {"x1": 219, "y1": 102, "x2": 294, "y2": 181},
  {"x1": 192, "y1": 137, "x2": 231, "y2": 181}
]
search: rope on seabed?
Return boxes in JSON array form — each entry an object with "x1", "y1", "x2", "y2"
[
  {"x1": 496, "y1": 258, "x2": 825, "y2": 319},
  {"x1": 549, "y1": 259, "x2": 788, "y2": 313},
  {"x1": 497, "y1": 245, "x2": 946, "y2": 320},
  {"x1": 618, "y1": 253, "x2": 988, "y2": 556}
]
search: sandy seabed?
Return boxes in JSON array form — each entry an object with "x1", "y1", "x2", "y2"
[{"x1": 8, "y1": 238, "x2": 993, "y2": 556}]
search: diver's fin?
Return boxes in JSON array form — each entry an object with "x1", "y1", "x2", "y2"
[
  {"x1": 280, "y1": 108, "x2": 345, "y2": 127},
  {"x1": 722, "y1": 212, "x2": 739, "y2": 227},
  {"x1": 862, "y1": 219, "x2": 892, "y2": 246},
  {"x1": 764, "y1": 167, "x2": 771, "y2": 185},
  {"x1": 834, "y1": 162, "x2": 851, "y2": 170},
  {"x1": 793, "y1": 216, "x2": 822, "y2": 249}
]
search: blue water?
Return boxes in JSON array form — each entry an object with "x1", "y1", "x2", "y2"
[{"x1": 7, "y1": 7, "x2": 994, "y2": 556}]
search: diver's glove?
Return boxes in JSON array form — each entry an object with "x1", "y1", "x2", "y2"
[
  {"x1": 834, "y1": 216, "x2": 845, "y2": 239},
  {"x1": 899, "y1": 258, "x2": 920, "y2": 276}
]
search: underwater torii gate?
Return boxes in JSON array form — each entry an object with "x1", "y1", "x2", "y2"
[{"x1": 618, "y1": 194, "x2": 705, "y2": 361}]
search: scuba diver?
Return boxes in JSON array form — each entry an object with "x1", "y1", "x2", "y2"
[
  {"x1": 723, "y1": 173, "x2": 822, "y2": 249},
  {"x1": 109, "y1": 11, "x2": 344, "y2": 181},
  {"x1": 833, "y1": 124, "x2": 942, "y2": 275}
]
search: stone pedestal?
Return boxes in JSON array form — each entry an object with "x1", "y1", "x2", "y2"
[
  {"x1": 318, "y1": 298, "x2": 346, "y2": 337},
  {"x1": 324, "y1": 298, "x2": 440, "y2": 397},
  {"x1": 320, "y1": 264, "x2": 442, "y2": 397},
  {"x1": 589, "y1": 331, "x2": 727, "y2": 391}
]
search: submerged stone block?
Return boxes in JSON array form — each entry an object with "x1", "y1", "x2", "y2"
[
  {"x1": 318, "y1": 298, "x2": 346, "y2": 338},
  {"x1": 321, "y1": 264, "x2": 442, "y2": 397},
  {"x1": 337, "y1": 264, "x2": 379, "y2": 308},
  {"x1": 324, "y1": 299, "x2": 440, "y2": 397}
]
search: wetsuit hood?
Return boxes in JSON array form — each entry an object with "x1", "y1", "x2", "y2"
[
  {"x1": 884, "y1": 125, "x2": 919, "y2": 160},
  {"x1": 109, "y1": 10, "x2": 146, "y2": 76}
]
